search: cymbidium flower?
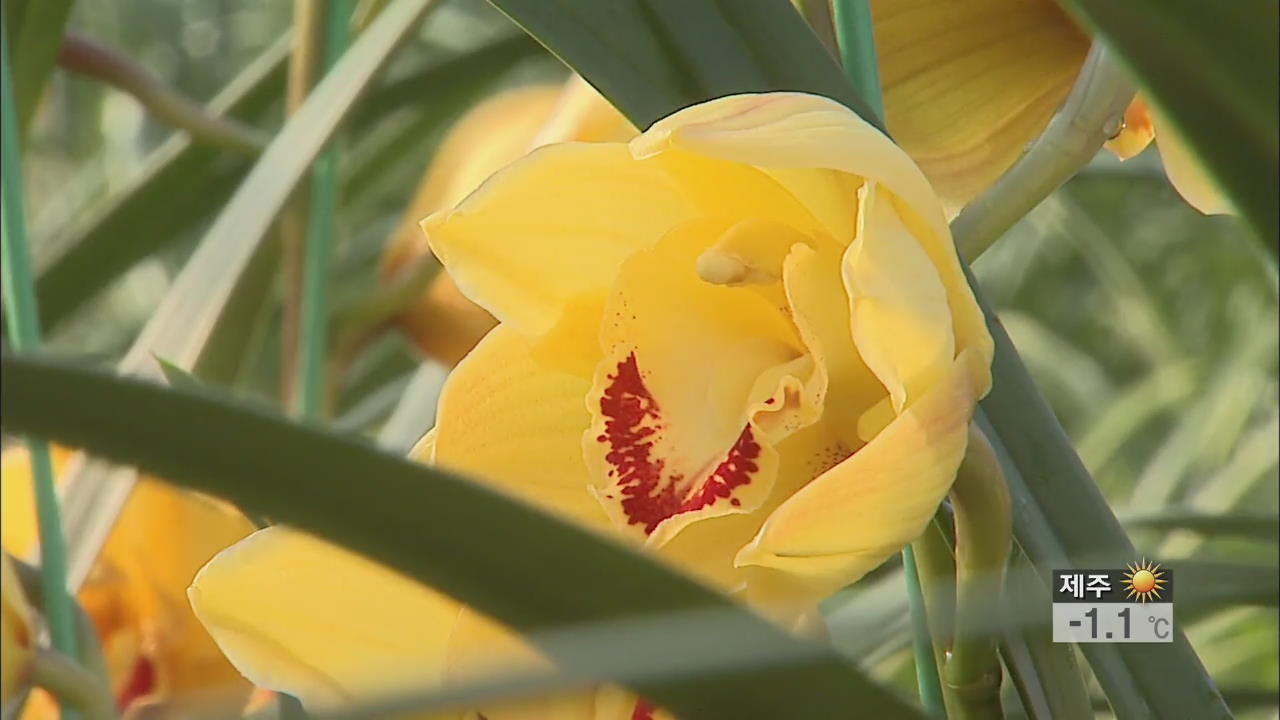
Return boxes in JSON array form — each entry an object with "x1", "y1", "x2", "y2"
[
  {"x1": 1, "y1": 446, "x2": 254, "y2": 718},
  {"x1": 191, "y1": 92, "x2": 993, "y2": 719}
]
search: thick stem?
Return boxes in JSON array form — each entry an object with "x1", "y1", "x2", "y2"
[
  {"x1": 58, "y1": 33, "x2": 267, "y2": 153},
  {"x1": 943, "y1": 425, "x2": 1013, "y2": 720},
  {"x1": 952, "y1": 44, "x2": 1134, "y2": 262},
  {"x1": 904, "y1": 533, "x2": 950, "y2": 718}
]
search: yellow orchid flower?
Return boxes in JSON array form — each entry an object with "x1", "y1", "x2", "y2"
[
  {"x1": 2, "y1": 553, "x2": 36, "y2": 703},
  {"x1": 383, "y1": 76, "x2": 635, "y2": 365},
  {"x1": 191, "y1": 92, "x2": 993, "y2": 719},
  {"x1": 1, "y1": 446, "x2": 254, "y2": 718}
]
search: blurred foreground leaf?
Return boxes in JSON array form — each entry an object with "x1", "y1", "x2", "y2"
[{"x1": 1, "y1": 352, "x2": 922, "y2": 720}]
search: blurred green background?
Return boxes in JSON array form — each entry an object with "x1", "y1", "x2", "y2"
[{"x1": 17, "y1": 0, "x2": 1278, "y2": 717}]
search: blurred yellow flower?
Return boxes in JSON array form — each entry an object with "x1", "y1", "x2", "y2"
[
  {"x1": 192, "y1": 92, "x2": 993, "y2": 719},
  {"x1": 2, "y1": 553, "x2": 36, "y2": 703},
  {"x1": 1, "y1": 446, "x2": 254, "y2": 718}
]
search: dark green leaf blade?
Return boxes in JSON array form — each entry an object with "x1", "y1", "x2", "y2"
[
  {"x1": 0, "y1": 352, "x2": 922, "y2": 720},
  {"x1": 486, "y1": 0, "x2": 875, "y2": 129}
]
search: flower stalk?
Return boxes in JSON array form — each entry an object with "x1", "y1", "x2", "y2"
[
  {"x1": 1, "y1": 20, "x2": 80, "y2": 696},
  {"x1": 58, "y1": 32, "x2": 268, "y2": 153},
  {"x1": 942, "y1": 424, "x2": 1013, "y2": 720},
  {"x1": 952, "y1": 43, "x2": 1134, "y2": 261}
]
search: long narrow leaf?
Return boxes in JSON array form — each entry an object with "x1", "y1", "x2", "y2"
[
  {"x1": 1, "y1": 352, "x2": 923, "y2": 720},
  {"x1": 34, "y1": 34, "x2": 290, "y2": 331},
  {"x1": 57, "y1": 0, "x2": 440, "y2": 590},
  {"x1": 486, "y1": 0, "x2": 875, "y2": 129}
]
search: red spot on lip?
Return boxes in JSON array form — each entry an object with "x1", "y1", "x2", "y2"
[
  {"x1": 764, "y1": 397, "x2": 775, "y2": 405},
  {"x1": 117, "y1": 655, "x2": 156, "y2": 711},
  {"x1": 632, "y1": 698, "x2": 657, "y2": 720},
  {"x1": 599, "y1": 353, "x2": 760, "y2": 534}
]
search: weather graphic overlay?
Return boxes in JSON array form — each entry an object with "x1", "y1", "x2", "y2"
[
  {"x1": 1052, "y1": 561, "x2": 1174, "y2": 643},
  {"x1": 1122, "y1": 559, "x2": 1168, "y2": 603}
]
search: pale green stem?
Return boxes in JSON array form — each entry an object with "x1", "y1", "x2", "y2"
[
  {"x1": 279, "y1": 0, "x2": 328, "y2": 406},
  {"x1": 295, "y1": 0, "x2": 357, "y2": 420},
  {"x1": 903, "y1": 543, "x2": 948, "y2": 717},
  {"x1": 911, "y1": 511, "x2": 958, "y2": 718},
  {"x1": 58, "y1": 32, "x2": 267, "y2": 153},
  {"x1": 943, "y1": 425, "x2": 1013, "y2": 720},
  {"x1": 1, "y1": 20, "x2": 79, "y2": 703},
  {"x1": 952, "y1": 44, "x2": 1134, "y2": 262},
  {"x1": 831, "y1": 5, "x2": 943, "y2": 713},
  {"x1": 30, "y1": 650, "x2": 118, "y2": 720},
  {"x1": 831, "y1": 0, "x2": 883, "y2": 121}
]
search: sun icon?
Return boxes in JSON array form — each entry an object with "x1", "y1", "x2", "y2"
[{"x1": 1122, "y1": 559, "x2": 1167, "y2": 603}]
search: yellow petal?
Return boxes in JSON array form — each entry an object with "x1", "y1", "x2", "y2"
[
  {"x1": 845, "y1": 181, "x2": 955, "y2": 412},
  {"x1": 1104, "y1": 97, "x2": 1156, "y2": 161},
  {"x1": 873, "y1": 0, "x2": 1090, "y2": 213},
  {"x1": 430, "y1": 322, "x2": 611, "y2": 533},
  {"x1": 781, "y1": 243, "x2": 885, "y2": 448},
  {"x1": 385, "y1": 78, "x2": 634, "y2": 368},
  {"x1": 423, "y1": 143, "x2": 694, "y2": 335},
  {"x1": 102, "y1": 480, "x2": 254, "y2": 709},
  {"x1": 189, "y1": 527, "x2": 461, "y2": 710},
  {"x1": 395, "y1": 269, "x2": 499, "y2": 368},
  {"x1": 383, "y1": 85, "x2": 564, "y2": 276},
  {"x1": 442, "y1": 608, "x2": 598, "y2": 720},
  {"x1": 2, "y1": 447, "x2": 253, "y2": 714},
  {"x1": 630, "y1": 92, "x2": 994, "y2": 378},
  {"x1": 737, "y1": 349, "x2": 986, "y2": 609},
  {"x1": 633, "y1": 92, "x2": 941, "y2": 240},
  {"x1": 2, "y1": 553, "x2": 35, "y2": 702},
  {"x1": 1151, "y1": 112, "x2": 1233, "y2": 216},
  {"x1": 583, "y1": 219, "x2": 816, "y2": 546}
]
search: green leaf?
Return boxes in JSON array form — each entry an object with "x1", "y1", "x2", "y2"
[
  {"x1": 0, "y1": 352, "x2": 923, "y2": 720},
  {"x1": 36, "y1": 31, "x2": 540, "y2": 334},
  {"x1": 1053, "y1": 0, "x2": 1279, "y2": 248},
  {"x1": 34, "y1": 34, "x2": 290, "y2": 332},
  {"x1": 153, "y1": 355, "x2": 205, "y2": 391},
  {"x1": 485, "y1": 0, "x2": 877, "y2": 129},
  {"x1": 6, "y1": 0, "x2": 74, "y2": 135},
  {"x1": 1122, "y1": 510, "x2": 1279, "y2": 541},
  {"x1": 1174, "y1": 561, "x2": 1280, "y2": 619},
  {"x1": 56, "y1": 0, "x2": 441, "y2": 591}
]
